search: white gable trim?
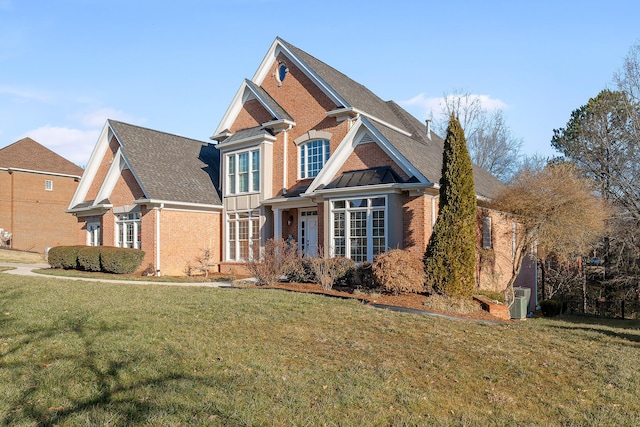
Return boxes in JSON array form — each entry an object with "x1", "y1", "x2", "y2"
[
  {"x1": 94, "y1": 147, "x2": 142, "y2": 204},
  {"x1": 304, "y1": 118, "x2": 428, "y2": 195},
  {"x1": 68, "y1": 122, "x2": 113, "y2": 210}
]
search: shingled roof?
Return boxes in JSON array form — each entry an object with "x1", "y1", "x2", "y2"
[
  {"x1": 108, "y1": 120, "x2": 222, "y2": 205},
  {"x1": 0, "y1": 137, "x2": 83, "y2": 177},
  {"x1": 277, "y1": 38, "x2": 503, "y2": 199}
]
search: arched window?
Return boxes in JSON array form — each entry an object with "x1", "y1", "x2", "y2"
[{"x1": 299, "y1": 139, "x2": 330, "y2": 179}]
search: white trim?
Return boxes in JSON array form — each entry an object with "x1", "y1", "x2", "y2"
[
  {"x1": 134, "y1": 199, "x2": 223, "y2": 211},
  {"x1": 304, "y1": 118, "x2": 428, "y2": 195},
  {"x1": 68, "y1": 122, "x2": 112, "y2": 210},
  {"x1": 0, "y1": 167, "x2": 81, "y2": 179},
  {"x1": 215, "y1": 131, "x2": 276, "y2": 152}
]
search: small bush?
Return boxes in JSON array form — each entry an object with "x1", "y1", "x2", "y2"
[
  {"x1": 285, "y1": 258, "x2": 317, "y2": 283},
  {"x1": 47, "y1": 246, "x2": 83, "y2": 269},
  {"x1": 373, "y1": 249, "x2": 425, "y2": 295},
  {"x1": 245, "y1": 238, "x2": 298, "y2": 286},
  {"x1": 307, "y1": 256, "x2": 356, "y2": 291},
  {"x1": 540, "y1": 299, "x2": 563, "y2": 317},
  {"x1": 351, "y1": 262, "x2": 377, "y2": 289},
  {"x1": 100, "y1": 247, "x2": 145, "y2": 274},
  {"x1": 77, "y1": 246, "x2": 102, "y2": 272}
]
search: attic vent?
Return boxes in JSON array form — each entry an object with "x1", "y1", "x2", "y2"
[{"x1": 357, "y1": 132, "x2": 375, "y2": 145}]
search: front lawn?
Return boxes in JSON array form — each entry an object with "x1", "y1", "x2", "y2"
[{"x1": 1, "y1": 274, "x2": 639, "y2": 425}]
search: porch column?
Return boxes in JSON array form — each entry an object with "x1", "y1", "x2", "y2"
[{"x1": 273, "y1": 207, "x2": 282, "y2": 240}]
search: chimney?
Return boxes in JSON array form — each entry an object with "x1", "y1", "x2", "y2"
[{"x1": 425, "y1": 119, "x2": 432, "y2": 140}]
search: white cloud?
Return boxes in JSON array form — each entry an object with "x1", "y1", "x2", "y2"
[
  {"x1": 0, "y1": 86, "x2": 52, "y2": 103},
  {"x1": 76, "y1": 107, "x2": 138, "y2": 128},
  {"x1": 21, "y1": 125, "x2": 99, "y2": 167},
  {"x1": 400, "y1": 93, "x2": 508, "y2": 119}
]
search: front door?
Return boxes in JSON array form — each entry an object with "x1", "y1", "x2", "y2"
[{"x1": 300, "y1": 210, "x2": 318, "y2": 257}]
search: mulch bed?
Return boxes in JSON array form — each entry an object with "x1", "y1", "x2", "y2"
[{"x1": 263, "y1": 282, "x2": 511, "y2": 323}]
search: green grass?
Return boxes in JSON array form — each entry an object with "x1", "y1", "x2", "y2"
[
  {"x1": 34, "y1": 267, "x2": 236, "y2": 283},
  {"x1": 1, "y1": 274, "x2": 639, "y2": 425},
  {"x1": 0, "y1": 249, "x2": 44, "y2": 264}
]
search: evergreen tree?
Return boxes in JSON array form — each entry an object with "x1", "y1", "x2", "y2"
[{"x1": 424, "y1": 113, "x2": 477, "y2": 298}]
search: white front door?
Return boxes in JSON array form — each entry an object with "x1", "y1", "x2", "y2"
[{"x1": 300, "y1": 210, "x2": 318, "y2": 257}]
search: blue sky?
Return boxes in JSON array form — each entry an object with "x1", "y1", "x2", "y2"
[{"x1": 0, "y1": 0, "x2": 638, "y2": 166}]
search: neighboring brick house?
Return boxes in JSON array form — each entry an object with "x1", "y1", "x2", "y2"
[
  {"x1": 0, "y1": 137, "x2": 83, "y2": 253},
  {"x1": 210, "y1": 37, "x2": 533, "y2": 292},
  {"x1": 67, "y1": 121, "x2": 222, "y2": 276}
]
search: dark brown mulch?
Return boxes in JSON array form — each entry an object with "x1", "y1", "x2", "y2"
[{"x1": 263, "y1": 282, "x2": 511, "y2": 323}]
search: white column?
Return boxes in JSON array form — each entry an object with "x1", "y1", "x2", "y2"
[{"x1": 273, "y1": 208, "x2": 282, "y2": 240}]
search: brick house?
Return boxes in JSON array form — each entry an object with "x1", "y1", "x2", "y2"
[
  {"x1": 67, "y1": 37, "x2": 533, "y2": 293},
  {"x1": 0, "y1": 137, "x2": 83, "y2": 253},
  {"x1": 67, "y1": 121, "x2": 222, "y2": 276},
  {"x1": 211, "y1": 37, "x2": 532, "y2": 291}
]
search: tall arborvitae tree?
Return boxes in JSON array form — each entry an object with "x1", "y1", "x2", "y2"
[{"x1": 424, "y1": 113, "x2": 477, "y2": 298}]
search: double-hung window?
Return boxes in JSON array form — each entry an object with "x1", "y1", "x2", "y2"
[
  {"x1": 115, "y1": 212, "x2": 141, "y2": 249},
  {"x1": 331, "y1": 197, "x2": 387, "y2": 262},
  {"x1": 227, "y1": 211, "x2": 260, "y2": 261},
  {"x1": 300, "y1": 139, "x2": 330, "y2": 179},
  {"x1": 227, "y1": 150, "x2": 260, "y2": 195}
]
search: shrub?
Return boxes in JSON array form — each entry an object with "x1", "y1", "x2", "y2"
[
  {"x1": 245, "y1": 238, "x2": 298, "y2": 286},
  {"x1": 77, "y1": 246, "x2": 102, "y2": 272},
  {"x1": 308, "y1": 256, "x2": 356, "y2": 291},
  {"x1": 285, "y1": 258, "x2": 317, "y2": 283},
  {"x1": 100, "y1": 247, "x2": 145, "y2": 274},
  {"x1": 540, "y1": 299, "x2": 563, "y2": 317},
  {"x1": 351, "y1": 262, "x2": 377, "y2": 289},
  {"x1": 373, "y1": 249, "x2": 425, "y2": 295},
  {"x1": 47, "y1": 246, "x2": 83, "y2": 269},
  {"x1": 424, "y1": 294, "x2": 481, "y2": 314}
]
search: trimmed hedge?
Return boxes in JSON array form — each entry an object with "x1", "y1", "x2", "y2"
[
  {"x1": 48, "y1": 245, "x2": 84, "y2": 269},
  {"x1": 77, "y1": 246, "x2": 102, "y2": 272},
  {"x1": 100, "y1": 247, "x2": 146, "y2": 274},
  {"x1": 48, "y1": 246, "x2": 145, "y2": 274}
]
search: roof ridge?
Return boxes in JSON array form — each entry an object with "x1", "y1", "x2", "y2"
[{"x1": 108, "y1": 120, "x2": 211, "y2": 146}]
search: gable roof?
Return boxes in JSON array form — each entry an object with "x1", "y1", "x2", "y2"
[
  {"x1": 278, "y1": 38, "x2": 503, "y2": 200},
  {"x1": 108, "y1": 120, "x2": 222, "y2": 206},
  {"x1": 0, "y1": 137, "x2": 83, "y2": 177},
  {"x1": 69, "y1": 121, "x2": 222, "y2": 211}
]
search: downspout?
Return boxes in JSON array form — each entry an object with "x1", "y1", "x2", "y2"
[
  {"x1": 9, "y1": 169, "x2": 14, "y2": 248},
  {"x1": 156, "y1": 203, "x2": 163, "y2": 276}
]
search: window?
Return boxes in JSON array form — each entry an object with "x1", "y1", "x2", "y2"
[
  {"x1": 227, "y1": 211, "x2": 260, "y2": 261},
  {"x1": 277, "y1": 63, "x2": 288, "y2": 83},
  {"x1": 45, "y1": 180, "x2": 53, "y2": 191},
  {"x1": 300, "y1": 139, "x2": 330, "y2": 179},
  {"x1": 482, "y1": 216, "x2": 492, "y2": 249},
  {"x1": 115, "y1": 212, "x2": 141, "y2": 249},
  {"x1": 331, "y1": 197, "x2": 387, "y2": 262},
  {"x1": 227, "y1": 150, "x2": 260, "y2": 194},
  {"x1": 87, "y1": 220, "x2": 101, "y2": 246}
]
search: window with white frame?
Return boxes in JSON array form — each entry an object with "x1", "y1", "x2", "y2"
[
  {"x1": 227, "y1": 210, "x2": 260, "y2": 261},
  {"x1": 45, "y1": 179, "x2": 53, "y2": 191},
  {"x1": 86, "y1": 220, "x2": 101, "y2": 246},
  {"x1": 115, "y1": 212, "x2": 141, "y2": 249},
  {"x1": 331, "y1": 197, "x2": 387, "y2": 262},
  {"x1": 227, "y1": 149, "x2": 260, "y2": 195},
  {"x1": 299, "y1": 139, "x2": 330, "y2": 179}
]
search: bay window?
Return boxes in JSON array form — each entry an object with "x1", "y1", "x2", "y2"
[
  {"x1": 227, "y1": 210, "x2": 260, "y2": 261},
  {"x1": 331, "y1": 197, "x2": 387, "y2": 262},
  {"x1": 227, "y1": 149, "x2": 260, "y2": 195}
]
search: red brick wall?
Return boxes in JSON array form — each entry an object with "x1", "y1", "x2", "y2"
[
  {"x1": 87, "y1": 136, "x2": 120, "y2": 201},
  {"x1": 0, "y1": 169, "x2": 80, "y2": 252},
  {"x1": 336, "y1": 143, "x2": 410, "y2": 181},
  {"x1": 157, "y1": 209, "x2": 222, "y2": 276}
]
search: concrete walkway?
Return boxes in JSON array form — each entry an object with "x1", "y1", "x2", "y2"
[{"x1": 0, "y1": 263, "x2": 232, "y2": 288}]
